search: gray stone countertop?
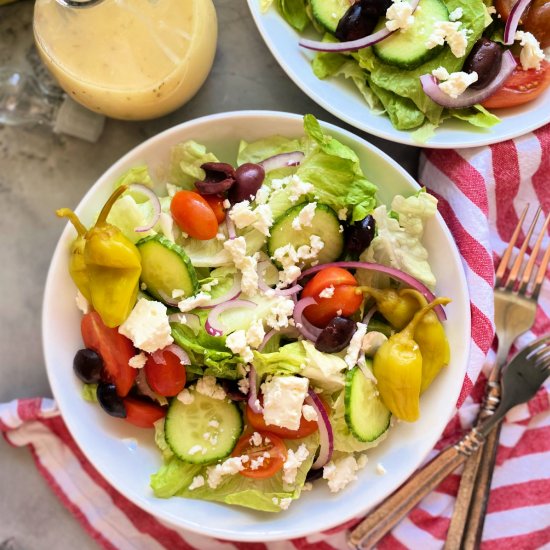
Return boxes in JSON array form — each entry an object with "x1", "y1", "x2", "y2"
[{"x1": 0, "y1": 1, "x2": 418, "y2": 548}]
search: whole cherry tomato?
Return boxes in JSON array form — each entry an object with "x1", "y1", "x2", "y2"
[{"x1": 170, "y1": 190, "x2": 218, "y2": 240}]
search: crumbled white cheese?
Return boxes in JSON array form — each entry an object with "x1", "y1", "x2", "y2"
[
  {"x1": 207, "y1": 455, "x2": 249, "y2": 489},
  {"x1": 286, "y1": 175, "x2": 314, "y2": 203},
  {"x1": 515, "y1": 31, "x2": 545, "y2": 70},
  {"x1": 201, "y1": 279, "x2": 219, "y2": 293},
  {"x1": 196, "y1": 375, "x2": 227, "y2": 400},
  {"x1": 302, "y1": 482, "x2": 313, "y2": 492},
  {"x1": 229, "y1": 200, "x2": 257, "y2": 227},
  {"x1": 486, "y1": 5, "x2": 496, "y2": 14},
  {"x1": 128, "y1": 352, "x2": 148, "y2": 369},
  {"x1": 208, "y1": 419, "x2": 219, "y2": 428},
  {"x1": 177, "y1": 291, "x2": 211, "y2": 312},
  {"x1": 75, "y1": 291, "x2": 90, "y2": 314},
  {"x1": 291, "y1": 202, "x2": 317, "y2": 231},
  {"x1": 188, "y1": 475, "x2": 205, "y2": 491},
  {"x1": 119, "y1": 298, "x2": 173, "y2": 353},
  {"x1": 249, "y1": 432, "x2": 263, "y2": 447},
  {"x1": 426, "y1": 21, "x2": 468, "y2": 58},
  {"x1": 272, "y1": 244, "x2": 301, "y2": 286},
  {"x1": 171, "y1": 288, "x2": 186, "y2": 299},
  {"x1": 238, "y1": 376, "x2": 250, "y2": 394},
  {"x1": 376, "y1": 463, "x2": 387, "y2": 475},
  {"x1": 224, "y1": 237, "x2": 259, "y2": 296},
  {"x1": 278, "y1": 497, "x2": 292, "y2": 510},
  {"x1": 188, "y1": 445, "x2": 204, "y2": 456},
  {"x1": 337, "y1": 207, "x2": 348, "y2": 221},
  {"x1": 319, "y1": 285, "x2": 335, "y2": 299},
  {"x1": 226, "y1": 330, "x2": 253, "y2": 363},
  {"x1": 255, "y1": 186, "x2": 271, "y2": 205},
  {"x1": 336, "y1": 309, "x2": 343, "y2": 316},
  {"x1": 385, "y1": 0, "x2": 415, "y2": 32},
  {"x1": 345, "y1": 322, "x2": 367, "y2": 369},
  {"x1": 253, "y1": 204, "x2": 274, "y2": 236},
  {"x1": 282, "y1": 444, "x2": 310, "y2": 485},
  {"x1": 432, "y1": 67, "x2": 478, "y2": 98},
  {"x1": 357, "y1": 454, "x2": 368, "y2": 469},
  {"x1": 246, "y1": 318, "x2": 266, "y2": 349},
  {"x1": 265, "y1": 296, "x2": 295, "y2": 330},
  {"x1": 177, "y1": 388, "x2": 194, "y2": 405},
  {"x1": 261, "y1": 376, "x2": 309, "y2": 430},
  {"x1": 302, "y1": 404, "x2": 318, "y2": 422},
  {"x1": 361, "y1": 331, "x2": 388, "y2": 357},
  {"x1": 448, "y1": 7, "x2": 463, "y2": 21},
  {"x1": 250, "y1": 452, "x2": 270, "y2": 470},
  {"x1": 216, "y1": 232, "x2": 226, "y2": 242},
  {"x1": 222, "y1": 199, "x2": 231, "y2": 209},
  {"x1": 323, "y1": 455, "x2": 362, "y2": 493}
]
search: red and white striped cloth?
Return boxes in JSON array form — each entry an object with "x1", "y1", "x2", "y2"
[{"x1": 2, "y1": 126, "x2": 550, "y2": 549}]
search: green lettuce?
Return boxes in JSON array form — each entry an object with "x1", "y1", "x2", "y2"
[
  {"x1": 237, "y1": 136, "x2": 302, "y2": 166},
  {"x1": 275, "y1": 0, "x2": 310, "y2": 31},
  {"x1": 114, "y1": 165, "x2": 154, "y2": 189},
  {"x1": 151, "y1": 434, "x2": 319, "y2": 512},
  {"x1": 169, "y1": 140, "x2": 219, "y2": 188},
  {"x1": 106, "y1": 195, "x2": 155, "y2": 243},
  {"x1": 451, "y1": 104, "x2": 501, "y2": 128},
  {"x1": 81, "y1": 384, "x2": 98, "y2": 402}
]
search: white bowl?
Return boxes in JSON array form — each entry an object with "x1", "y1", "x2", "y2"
[
  {"x1": 42, "y1": 111, "x2": 471, "y2": 541},
  {"x1": 247, "y1": 1, "x2": 550, "y2": 149}
]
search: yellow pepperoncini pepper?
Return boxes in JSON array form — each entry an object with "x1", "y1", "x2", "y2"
[
  {"x1": 357, "y1": 286, "x2": 421, "y2": 330},
  {"x1": 373, "y1": 297, "x2": 451, "y2": 422},
  {"x1": 401, "y1": 289, "x2": 451, "y2": 393},
  {"x1": 57, "y1": 185, "x2": 141, "y2": 328}
]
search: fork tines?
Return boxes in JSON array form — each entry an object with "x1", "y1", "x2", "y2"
[{"x1": 495, "y1": 205, "x2": 550, "y2": 298}]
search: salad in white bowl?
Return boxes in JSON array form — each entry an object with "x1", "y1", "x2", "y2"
[
  {"x1": 55, "y1": 114, "x2": 453, "y2": 514},
  {"x1": 257, "y1": 0, "x2": 550, "y2": 143}
]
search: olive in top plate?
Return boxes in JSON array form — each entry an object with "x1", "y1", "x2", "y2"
[
  {"x1": 315, "y1": 316, "x2": 357, "y2": 353},
  {"x1": 463, "y1": 38, "x2": 503, "y2": 90}
]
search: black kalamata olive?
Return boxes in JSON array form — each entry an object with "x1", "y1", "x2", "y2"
[
  {"x1": 335, "y1": 2, "x2": 376, "y2": 42},
  {"x1": 315, "y1": 317, "x2": 357, "y2": 353},
  {"x1": 306, "y1": 467, "x2": 324, "y2": 482},
  {"x1": 463, "y1": 38, "x2": 503, "y2": 90},
  {"x1": 346, "y1": 214, "x2": 375, "y2": 257},
  {"x1": 73, "y1": 348, "x2": 103, "y2": 384},
  {"x1": 229, "y1": 163, "x2": 266, "y2": 204},
  {"x1": 361, "y1": 0, "x2": 392, "y2": 17},
  {"x1": 97, "y1": 383, "x2": 127, "y2": 418},
  {"x1": 195, "y1": 162, "x2": 236, "y2": 194},
  {"x1": 222, "y1": 379, "x2": 247, "y2": 401}
]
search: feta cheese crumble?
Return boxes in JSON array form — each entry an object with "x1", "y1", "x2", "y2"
[
  {"x1": 345, "y1": 322, "x2": 368, "y2": 369},
  {"x1": 196, "y1": 376, "x2": 227, "y2": 400},
  {"x1": 432, "y1": 67, "x2": 478, "y2": 98},
  {"x1": 188, "y1": 445, "x2": 204, "y2": 456},
  {"x1": 319, "y1": 285, "x2": 335, "y2": 299},
  {"x1": 286, "y1": 175, "x2": 314, "y2": 203},
  {"x1": 291, "y1": 202, "x2": 317, "y2": 230},
  {"x1": 119, "y1": 298, "x2": 173, "y2": 353},
  {"x1": 515, "y1": 31, "x2": 544, "y2": 70},
  {"x1": 229, "y1": 201, "x2": 274, "y2": 236},
  {"x1": 448, "y1": 7, "x2": 463, "y2": 21},
  {"x1": 238, "y1": 376, "x2": 250, "y2": 394},
  {"x1": 207, "y1": 455, "x2": 249, "y2": 489},
  {"x1": 226, "y1": 330, "x2": 253, "y2": 363},
  {"x1": 177, "y1": 291, "x2": 211, "y2": 312},
  {"x1": 249, "y1": 432, "x2": 263, "y2": 447},
  {"x1": 223, "y1": 237, "x2": 259, "y2": 296},
  {"x1": 177, "y1": 388, "x2": 194, "y2": 405},
  {"x1": 323, "y1": 455, "x2": 366, "y2": 493},
  {"x1": 265, "y1": 296, "x2": 295, "y2": 330},
  {"x1": 337, "y1": 207, "x2": 348, "y2": 221},
  {"x1": 385, "y1": 0, "x2": 415, "y2": 32},
  {"x1": 188, "y1": 475, "x2": 205, "y2": 491},
  {"x1": 261, "y1": 375, "x2": 309, "y2": 430},
  {"x1": 282, "y1": 444, "x2": 310, "y2": 485},
  {"x1": 128, "y1": 352, "x2": 147, "y2": 369},
  {"x1": 426, "y1": 21, "x2": 468, "y2": 58},
  {"x1": 376, "y1": 463, "x2": 387, "y2": 475},
  {"x1": 201, "y1": 278, "x2": 219, "y2": 292},
  {"x1": 302, "y1": 404, "x2": 318, "y2": 422}
]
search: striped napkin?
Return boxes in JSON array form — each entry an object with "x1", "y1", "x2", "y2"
[{"x1": 2, "y1": 126, "x2": 550, "y2": 550}]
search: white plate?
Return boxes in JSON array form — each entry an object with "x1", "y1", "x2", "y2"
[
  {"x1": 42, "y1": 111, "x2": 471, "y2": 541},
  {"x1": 247, "y1": 1, "x2": 550, "y2": 149}
]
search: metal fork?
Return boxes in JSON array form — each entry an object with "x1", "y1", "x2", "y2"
[
  {"x1": 444, "y1": 205, "x2": 550, "y2": 549},
  {"x1": 347, "y1": 335, "x2": 550, "y2": 550}
]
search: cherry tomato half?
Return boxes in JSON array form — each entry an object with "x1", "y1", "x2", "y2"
[
  {"x1": 231, "y1": 431, "x2": 287, "y2": 479},
  {"x1": 170, "y1": 190, "x2": 218, "y2": 240},
  {"x1": 246, "y1": 402, "x2": 318, "y2": 439},
  {"x1": 203, "y1": 194, "x2": 226, "y2": 223},
  {"x1": 495, "y1": 0, "x2": 550, "y2": 48},
  {"x1": 482, "y1": 60, "x2": 550, "y2": 109},
  {"x1": 144, "y1": 350, "x2": 187, "y2": 397},
  {"x1": 81, "y1": 311, "x2": 136, "y2": 397},
  {"x1": 123, "y1": 397, "x2": 166, "y2": 428},
  {"x1": 301, "y1": 267, "x2": 363, "y2": 327}
]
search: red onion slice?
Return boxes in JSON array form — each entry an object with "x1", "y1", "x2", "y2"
[
  {"x1": 293, "y1": 297, "x2": 322, "y2": 342},
  {"x1": 152, "y1": 344, "x2": 190, "y2": 365},
  {"x1": 306, "y1": 389, "x2": 334, "y2": 469},
  {"x1": 205, "y1": 299, "x2": 256, "y2": 336},
  {"x1": 299, "y1": 0, "x2": 420, "y2": 52},
  {"x1": 504, "y1": 0, "x2": 532, "y2": 44},
  {"x1": 127, "y1": 183, "x2": 161, "y2": 233},
  {"x1": 299, "y1": 261, "x2": 447, "y2": 322},
  {"x1": 259, "y1": 151, "x2": 305, "y2": 173},
  {"x1": 419, "y1": 51, "x2": 517, "y2": 109},
  {"x1": 362, "y1": 305, "x2": 377, "y2": 326},
  {"x1": 158, "y1": 289, "x2": 179, "y2": 307},
  {"x1": 135, "y1": 369, "x2": 168, "y2": 406},
  {"x1": 198, "y1": 275, "x2": 242, "y2": 308},
  {"x1": 247, "y1": 365, "x2": 262, "y2": 413},
  {"x1": 257, "y1": 261, "x2": 302, "y2": 297}
]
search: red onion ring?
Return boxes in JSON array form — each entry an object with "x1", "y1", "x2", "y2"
[
  {"x1": 158, "y1": 289, "x2": 179, "y2": 307},
  {"x1": 205, "y1": 299, "x2": 256, "y2": 336},
  {"x1": 258, "y1": 326, "x2": 300, "y2": 352},
  {"x1": 503, "y1": 0, "x2": 532, "y2": 44},
  {"x1": 247, "y1": 365, "x2": 262, "y2": 413},
  {"x1": 419, "y1": 51, "x2": 517, "y2": 109},
  {"x1": 299, "y1": 261, "x2": 447, "y2": 322},
  {"x1": 299, "y1": 0, "x2": 420, "y2": 52},
  {"x1": 152, "y1": 344, "x2": 190, "y2": 365},
  {"x1": 293, "y1": 297, "x2": 322, "y2": 342},
  {"x1": 259, "y1": 151, "x2": 305, "y2": 173},
  {"x1": 362, "y1": 305, "x2": 377, "y2": 326},
  {"x1": 257, "y1": 261, "x2": 302, "y2": 297},
  {"x1": 135, "y1": 369, "x2": 167, "y2": 406},
  {"x1": 306, "y1": 389, "x2": 334, "y2": 469},
  {"x1": 198, "y1": 275, "x2": 242, "y2": 308},
  {"x1": 127, "y1": 183, "x2": 161, "y2": 233}
]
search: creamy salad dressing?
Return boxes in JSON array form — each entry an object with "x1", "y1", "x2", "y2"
[{"x1": 33, "y1": 0, "x2": 217, "y2": 119}]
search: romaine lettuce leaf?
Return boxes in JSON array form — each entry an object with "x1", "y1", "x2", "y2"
[
  {"x1": 237, "y1": 136, "x2": 302, "y2": 166},
  {"x1": 451, "y1": 104, "x2": 501, "y2": 128},
  {"x1": 169, "y1": 140, "x2": 218, "y2": 188},
  {"x1": 106, "y1": 195, "x2": 155, "y2": 243},
  {"x1": 114, "y1": 165, "x2": 154, "y2": 189},
  {"x1": 275, "y1": 0, "x2": 310, "y2": 32}
]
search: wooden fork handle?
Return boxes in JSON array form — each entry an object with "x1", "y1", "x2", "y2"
[{"x1": 348, "y1": 446, "x2": 467, "y2": 550}]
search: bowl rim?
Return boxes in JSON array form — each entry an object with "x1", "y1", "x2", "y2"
[
  {"x1": 42, "y1": 110, "x2": 471, "y2": 541},
  {"x1": 246, "y1": 0, "x2": 550, "y2": 149}
]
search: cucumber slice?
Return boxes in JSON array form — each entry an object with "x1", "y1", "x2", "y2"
[
  {"x1": 267, "y1": 203, "x2": 344, "y2": 266},
  {"x1": 165, "y1": 389, "x2": 243, "y2": 464},
  {"x1": 136, "y1": 235, "x2": 198, "y2": 302},
  {"x1": 345, "y1": 363, "x2": 391, "y2": 442},
  {"x1": 373, "y1": 0, "x2": 449, "y2": 70},
  {"x1": 310, "y1": 0, "x2": 350, "y2": 33}
]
